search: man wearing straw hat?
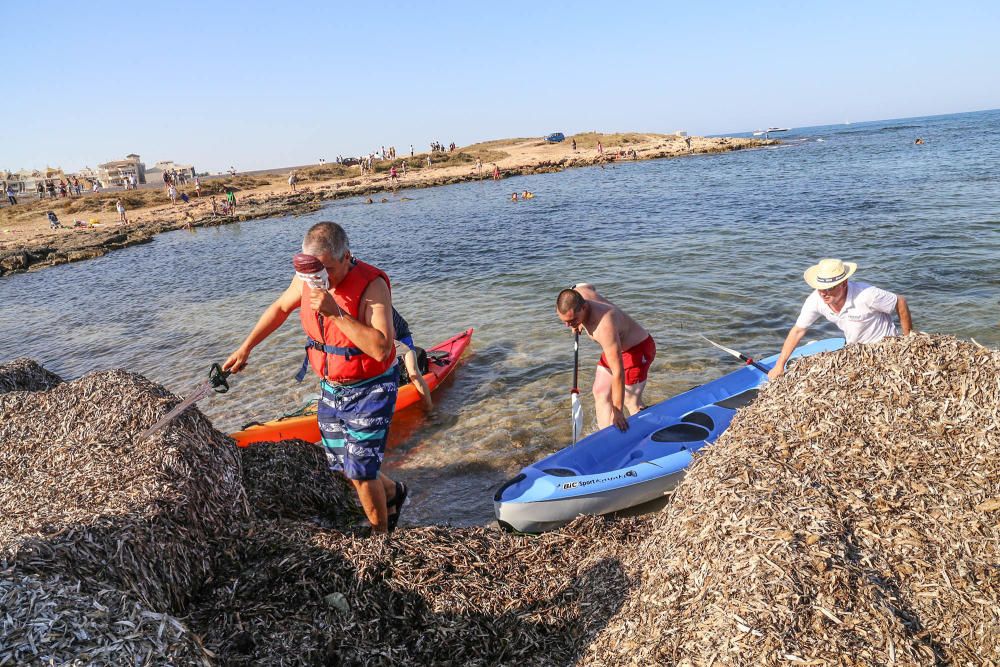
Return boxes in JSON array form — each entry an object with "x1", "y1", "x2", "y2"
[{"x1": 768, "y1": 258, "x2": 912, "y2": 380}]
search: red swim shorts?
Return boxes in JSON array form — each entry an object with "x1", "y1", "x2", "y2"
[{"x1": 598, "y1": 335, "x2": 656, "y2": 385}]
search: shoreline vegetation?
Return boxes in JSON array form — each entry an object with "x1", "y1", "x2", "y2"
[{"x1": 0, "y1": 132, "x2": 772, "y2": 277}]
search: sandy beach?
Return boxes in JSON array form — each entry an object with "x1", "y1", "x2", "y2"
[{"x1": 0, "y1": 132, "x2": 770, "y2": 276}]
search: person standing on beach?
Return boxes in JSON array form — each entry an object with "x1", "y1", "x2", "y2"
[
  {"x1": 767, "y1": 258, "x2": 913, "y2": 380},
  {"x1": 168, "y1": 183, "x2": 178, "y2": 204},
  {"x1": 223, "y1": 222, "x2": 408, "y2": 534},
  {"x1": 226, "y1": 187, "x2": 237, "y2": 213},
  {"x1": 492, "y1": 164, "x2": 500, "y2": 180},
  {"x1": 572, "y1": 138, "x2": 577, "y2": 151},
  {"x1": 475, "y1": 157, "x2": 483, "y2": 179},
  {"x1": 389, "y1": 165, "x2": 398, "y2": 187},
  {"x1": 288, "y1": 171, "x2": 298, "y2": 193},
  {"x1": 597, "y1": 141, "x2": 603, "y2": 155},
  {"x1": 194, "y1": 176, "x2": 201, "y2": 197},
  {"x1": 116, "y1": 199, "x2": 128, "y2": 225},
  {"x1": 6, "y1": 185, "x2": 16, "y2": 205},
  {"x1": 556, "y1": 284, "x2": 656, "y2": 432}
]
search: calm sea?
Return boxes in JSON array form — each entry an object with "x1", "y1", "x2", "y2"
[{"x1": 2, "y1": 109, "x2": 998, "y2": 526}]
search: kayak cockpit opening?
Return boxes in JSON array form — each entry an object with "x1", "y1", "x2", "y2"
[
  {"x1": 542, "y1": 467, "x2": 580, "y2": 477},
  {"x1": 651, "y1": 423, "x2": 710, "y2": 443},
  {"x1": 680, "y1": 411, "x2": 715, "y2": 430},
  {"x1": 714, "y1": 388, "x2": 758, "y2": 409}
]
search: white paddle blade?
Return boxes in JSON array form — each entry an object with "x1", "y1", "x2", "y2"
[
  {"x1": 699, "y1": 334, "x2": 742, "y2": 359},
  {"x1": 571, "y1": 393, "x2": 584, "y2": 443}
]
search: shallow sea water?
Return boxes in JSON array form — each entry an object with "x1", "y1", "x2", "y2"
[{"x1": 2, "y1": 109, "x2": 998, "y2": 526}]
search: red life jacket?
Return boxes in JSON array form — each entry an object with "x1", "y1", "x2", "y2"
[{"x1": 296, "y1": 259, "x2": 393, "y2": 383}]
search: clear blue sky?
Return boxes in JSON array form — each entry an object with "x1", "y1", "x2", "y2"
[{"x1": 4, "y1": 1, "x2": 999, "y2": 173}]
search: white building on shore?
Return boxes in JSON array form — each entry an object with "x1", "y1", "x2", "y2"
[
  {"x1": 146, "y1": 160, "x2": 196, "y2": 185},
  {"x1": 97, "y1": 154, "x2": 146, "y2": 187}
]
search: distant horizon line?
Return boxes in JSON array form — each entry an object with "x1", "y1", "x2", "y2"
[
  {"x1": 7, "y1": 106, "x2": 997, "y2": 176},
  {"x1": 713, "y1": 106, "x2": 998, "y2": 138}
]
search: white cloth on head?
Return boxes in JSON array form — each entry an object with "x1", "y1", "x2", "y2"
[{"x1": 794, "y1": 281, "x2": 898, "y2": 344}]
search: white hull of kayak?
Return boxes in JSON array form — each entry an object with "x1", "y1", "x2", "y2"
[{"x1": 494, "y1": 466, "x2": 687, "y2": 533}]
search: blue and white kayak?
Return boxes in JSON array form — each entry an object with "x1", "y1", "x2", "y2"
[{"x1": 494, "y1": 338, "x2": 845, "y2": 533}]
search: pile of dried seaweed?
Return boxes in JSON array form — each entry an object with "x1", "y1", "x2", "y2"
[
  {"x1": 239, "y1": 440, "x2": 360, "y2": 526},
  {"x1": 189, "y1": 514, "x2": 646, "y2": 666},
  {"x1": 0, "y1": 361, "x2": 645, "y2": 665},
  {"x1": 0, "y1": 364, "x2": 248, "y2": 662},
  {"x1": 0, "y1": 569, "x2": 209, "y2": 666},
  {"x1": 583, "y1": 334, "x2": 1000, "y2": 665},
  {"x1": 4, "y1": 333, "x2": 995, "y2": 665},
  {"x1": 201, "y1": 440, "x2": 647, "y2": 665},
  {"x1": 0, "y1": 357, "x2": 63, "y2": 393}
]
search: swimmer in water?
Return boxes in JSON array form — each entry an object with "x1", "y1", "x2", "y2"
[
  {"x1": 522, "y1": 191, "x2": 534, "y2": 199},
  {"x1": 510, "y1": 192, "x2": 519, "y2": 202}
]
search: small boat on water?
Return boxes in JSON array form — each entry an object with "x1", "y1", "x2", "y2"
[
  {"x1": 494, "y1": 338, "x2": 844, "y2": 533},
  {"x1": 753, "y1": 127, "x2": 791, "y2": 137},
  {"x1": 229, "y1": 328, "x2": 474, "y2": 446}
]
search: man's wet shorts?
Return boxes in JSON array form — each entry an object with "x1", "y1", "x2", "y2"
[
  {"x1": 598, "y1": 335, "x2": 656, "y2": 385},
  {"x1": 318, "y1": 365, "x2": 398, "y2": 481}
]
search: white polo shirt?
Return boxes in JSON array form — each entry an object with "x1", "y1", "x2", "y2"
[{"x1": 795, "y1": 281, "x2": 898, "y2": 344}]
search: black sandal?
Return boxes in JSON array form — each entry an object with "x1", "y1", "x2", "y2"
[{"x1": 387, "y1": 481, "x2": 409, "y2": 533}]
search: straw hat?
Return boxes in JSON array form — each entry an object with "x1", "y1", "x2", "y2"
[{"x1": 804, "y1": 258, "x2": 857, "y2": 290}]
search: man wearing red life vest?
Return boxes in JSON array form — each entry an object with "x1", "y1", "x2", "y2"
[{"x1": 223, "y1": 222, "x2": 407, "y2": 534}]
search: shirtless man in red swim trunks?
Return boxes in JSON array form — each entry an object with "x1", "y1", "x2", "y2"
[{"x1": 556, "y1": 284, "x2": 656, "y2": 432}]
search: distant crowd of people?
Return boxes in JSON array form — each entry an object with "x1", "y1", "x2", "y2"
[
  {"x1": 324, "y1": 139, "x2": 464, "y2": 185},
  {"x1": 38, "y1": 167, "x2": 241, "y2": 235},
  {"x1": 162, "y1": 169, "x2": 193, "y2": 187},
  {"x1": 26, "y1": 178, "x2": 86, "y2": 200},
  {"x1": 2, "y1": 169, "x2": 201, "y2": 209}
]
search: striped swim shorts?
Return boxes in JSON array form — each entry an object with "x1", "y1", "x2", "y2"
[{"x1": 318, "y1": 365, "x2": 399, "y2": 481}]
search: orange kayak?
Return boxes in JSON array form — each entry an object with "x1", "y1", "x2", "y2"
[{"x1": 229, "y1": 328, "x2": 473, "y2": 447}]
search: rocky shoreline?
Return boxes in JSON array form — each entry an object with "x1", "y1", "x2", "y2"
[{"x1": 0, "y1": 136, "x2": 771, "y2": 278}]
